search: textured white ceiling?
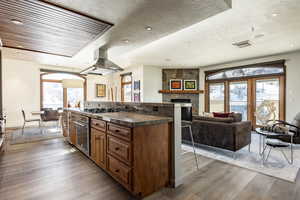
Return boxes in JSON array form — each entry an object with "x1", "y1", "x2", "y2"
[
  {"x1": 3, "y1": 0, "x2": 300, "y2": 70},
  {"x1": 2, "y1": 0, "x2": 230, "y2": 68},
  {"x1": 116, "y1": 0, "x2": 300, "y2": 68}
]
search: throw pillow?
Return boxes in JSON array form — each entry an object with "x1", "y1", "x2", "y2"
[
  {"x1": 202, "y1": 112, "x2": 213, "y2": 117},
  {"x1": 213, "y1": 112, "x2": 232, "y2": 118}
]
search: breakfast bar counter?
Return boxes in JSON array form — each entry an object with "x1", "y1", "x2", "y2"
[
  {"x1": 66, "y1": 108, "x2": 173, "y2": 128},
  {"x1": 64, "y1": 107, "x2": 173, "y2": 197}
]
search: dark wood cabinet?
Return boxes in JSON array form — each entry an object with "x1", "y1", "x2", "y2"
[
  {"x1": 91, "y1": 128, "x2": 106, "y2": 169},
  {"x1": 107, "y1": 135, "x2": 132, "y2": 165},
  {"x1": 106, "y1": 122, "x2": 171, "y2": 197},
  {"x1": 67, "y1": 112, "x2": 171, "y2": 198},
  {"x1": 107, "y1": 155, "x2": 132, "y2": 190}
]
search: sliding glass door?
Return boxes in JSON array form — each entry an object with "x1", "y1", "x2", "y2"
[
  {"x1": 229, "y1": 81, "x2": 248, "y2": 121},
  {"x1": 255, "y1": 78, "x2": 280, "y2": 126},
  {"x1": 209, "y1": 83, "x2": 225, "y2": 112},
  {"x1": 205, "y1": 61, "x2": 286, "y2": 128}
]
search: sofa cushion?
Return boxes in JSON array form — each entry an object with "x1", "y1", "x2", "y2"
[
  {"x1": 193, "y1": 115, "x2": 234, "y2": 123},
  {"x1": 229, "y1": 113, "x2": 243, "y2": 122}
]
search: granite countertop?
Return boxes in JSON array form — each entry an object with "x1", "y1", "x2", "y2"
[{"x1": 65, "y1": 108, "x2": 173, "y2": 128}]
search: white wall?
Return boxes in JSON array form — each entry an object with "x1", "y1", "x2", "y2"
[
  {"x1": 143, "y1": 66, "x2": 162, "y2": 103},
  {"x1": 2, "y1": 58, "x2": 93, "y2": 128},
  {"x1": 103, "y1": 65, "x2": 163, "y2": 103},
  {"x1": 86, "y1": 75, "x2": 110, "y2": 101},
  {"x1": 105, "y1": 65, "x2": 144, "y2": 102},
  {"x1": 1, "y1": 58, "x2": 162, "y2": 127},
  {"x1": 199, "y1": 50, "x2": 300, "y2": 122},
  {"x1": 3, "y1": 59, "x2": 41, "y2": 127}
]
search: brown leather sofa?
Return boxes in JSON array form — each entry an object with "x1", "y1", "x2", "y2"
[{"x1": 182, "y1": 113, "x2": 252, "y2": 152}]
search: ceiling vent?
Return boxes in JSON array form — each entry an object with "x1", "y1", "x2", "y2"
[{"x1": 232, "y1": 40, "x2": 251, "y2": 48}]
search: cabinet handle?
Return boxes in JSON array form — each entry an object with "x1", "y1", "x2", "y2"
[
  {"x1": 115, "y1": 147, "x2": 120, "y2": 151},
  {"x1": 115, "y1": 129, "x2": 120, "y2": 133},
  {"x1": 115, "y1": 169, "x2": 120, "y2": 173}
]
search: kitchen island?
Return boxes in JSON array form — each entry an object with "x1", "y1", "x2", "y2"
[{"x1": 64, "y1": 108, "x2": 173, "y2": 197}]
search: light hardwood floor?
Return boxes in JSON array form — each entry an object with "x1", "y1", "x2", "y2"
[{"x1": 1, "y1": 138, "x2": 300, "y2": 200}]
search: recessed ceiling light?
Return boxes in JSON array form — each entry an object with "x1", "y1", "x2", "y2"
[
  {"x1": 291, "y1": 44, "x2": 295, "y2": 47},
  {"x1": 122, "y1": 39, "x2": 130, "y2": 43},
  {"x1": 272, "y1": 13, "x2": 278, "y2": 17},
  {"x1": 145, "y1": 26, "x2": 152, "y2": 31},
  {"x1": 17, "y1": 45, "x2": 23, "y2": 48},
  {"x1": 11, "y1": 19, "x2": 23, "y2": 25}
]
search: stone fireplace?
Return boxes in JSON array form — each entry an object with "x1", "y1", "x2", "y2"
[{"x1": 162, "y1": 69, "x2": 200, "y2": 114}]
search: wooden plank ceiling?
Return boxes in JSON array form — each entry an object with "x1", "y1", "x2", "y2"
[{"x1": 0, "y1": 0, "x2": 113, "y2": 57}]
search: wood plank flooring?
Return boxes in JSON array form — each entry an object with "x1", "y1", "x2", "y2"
[{"x1": 1, "y1": 138, "x2": 300, "y2": 200}]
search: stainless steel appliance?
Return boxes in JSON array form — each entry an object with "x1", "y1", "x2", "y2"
[
  {"x1": 74, "y1": 115, "x2": 90, "y2": 156},
  {"x1": 80, "y1": 47, "x2": 124, "y2": 76}
]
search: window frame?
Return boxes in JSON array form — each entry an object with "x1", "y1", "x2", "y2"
[
  {"x1": 40, "y1": 72, "x2": 87, "y2": 109},
  {"x1": 120, "y1": 73, "x2": 132, "y2": 102},
  {"x1": 205, "y1": 60, "x2": 285, "y2": 82},
  {"x1": 205, "y1": 60, "x2": 286, "y2": 126}
]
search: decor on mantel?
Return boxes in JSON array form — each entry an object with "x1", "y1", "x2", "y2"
[
  {"x1": 159, "y1": 90, "x2": 204, "y2": 94},
  {"x1": 96, "y1": 84, "x2": 106, "y2": 97},
  {"x1": 162, "y1": 69, "x2": 200, "y2": 114},
  {"x1": 170, "y1": 79, "x2": 183, "y2": 90},
  {"x1": 184, "y1": 80, "x2": 197, "y2": 90}
]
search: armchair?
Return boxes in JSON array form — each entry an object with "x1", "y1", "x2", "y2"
[
  {"x1": 268, "y1": 113, "x2": 300, "y2": 144},
  {"x1": 263, "y1": 113, "x2": 300, "y2": 164}
]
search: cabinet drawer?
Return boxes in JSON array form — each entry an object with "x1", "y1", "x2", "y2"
[
  {"x1": 107, "y1": 123, "x2": 132, "y2": 141},
  {"x1": 107, "y1": 135, "x2": 132, "y2": 165},
  {"x1": 107, "y1": 155, "x2": 132, "y2": 188},
  {"x1": 91, "y1": 119, "x2": 106, "y2": 132}
]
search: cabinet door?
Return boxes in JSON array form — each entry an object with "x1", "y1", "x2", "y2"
[
  {"x1": 69, "y1": 122, "x2": 77, "y2": 145},
  {"x1": 91, "y1": 128, "x2": 106, "y2": 169}
]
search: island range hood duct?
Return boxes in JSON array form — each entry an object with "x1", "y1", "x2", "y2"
[{"x1": 80, "y1": 47, "x2": 123, "y2": 75}]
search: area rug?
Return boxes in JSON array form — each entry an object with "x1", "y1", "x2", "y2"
[
  {"x1": 10, "y1": 125, "x2": 63, "y2": 145},
  {"x1": 182, "y1": 133, "x2": 300, "y2": 182}
]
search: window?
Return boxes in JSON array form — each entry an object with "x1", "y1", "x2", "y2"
[
  {"x1": 229, "y1": 82, "x2": 248, "y2": 121},
  {"x1": 121, "y1": 73, "x2": 132, "y2": 102},
  {"x1": 67, "y1": 88, "x2": 84, "y2": 108},
  {"x1": 41, "y1": 73, "x2": 86, "y2": 109},
  {"x1": 255, "y1": 79, "x2": 280, "y2": 125},
  {"x1": 205, "y1": 60, "x2": 285, "y2": 126},
  {"x1": 43, "y1": 82, "x2": 63, "y2": 109},
  {"x1": 207, "y1": 67, "x2": 284, "y2": 80},
  {"x1": 209, "y1": 83, "x2": 225, "y2": 112}
]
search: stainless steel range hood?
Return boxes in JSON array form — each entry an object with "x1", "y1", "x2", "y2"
[{"x1": 80, "y1": 47, "x2": 123, "y2": 75}]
